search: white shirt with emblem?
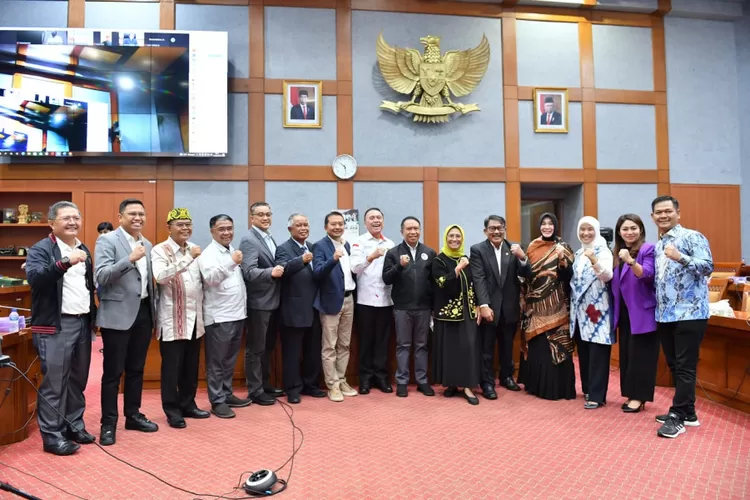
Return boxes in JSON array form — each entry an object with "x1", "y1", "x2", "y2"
[
  {"x1": 350, "y1": 232, "x2": 394, "y2": 307},
  {"x1": 57, "y1": 238, "x2": 90, "y2": 315},
  {"x1": 199, "y1": 239, "x2": 247, "y2": 326}
]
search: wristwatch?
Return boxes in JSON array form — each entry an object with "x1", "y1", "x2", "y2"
[{"x1": 60, "y1": 256, "x2": 71, "y2": 268}]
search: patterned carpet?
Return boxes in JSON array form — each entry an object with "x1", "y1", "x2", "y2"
[{"x1": 0, "y1": 337, "x2": 748, "y2": 500}]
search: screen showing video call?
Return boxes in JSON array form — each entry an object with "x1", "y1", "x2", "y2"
[{"x1": 0, "y1": 28, "x2": 228, "y2": 157}]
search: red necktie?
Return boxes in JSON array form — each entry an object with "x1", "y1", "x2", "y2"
[
  {"x1": 302, "y1": 106, "x2": 307, "y2": 119},
  {"x1": 547, "y1": 114, "x2": 551, "y2": 125}
]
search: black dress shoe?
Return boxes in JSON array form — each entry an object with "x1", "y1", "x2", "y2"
[
  {"x1": 622, "y1": 402, "x2": 645, "y2": 413},
  {"x1": 226, "y1": 394, "x2": 253, "y2": 408},
  {"x1": 124, "y1": 413, "x2": 159, "y2": 432},
  {"x1": 67, "y1": 428, "x2": 96, "y2": 444},
  {"x1": 43, "y1": 439, "x2": 80, "y2": 456},
  {"x1": 375, "y1": 379, "x2": 393, "y2": 393},
  {"x1": 250, "y1": 392, "x2": 276, "y2": 406},
  {"x1": 417, "y1": 383, "x2": 435, "y2": 396},
  {"x1": 358, "y1": 384, "x2": 371, "y2": 395},
  {"x1": 183, "y1": 408, "x2": 210, "y2": 419},
  {"x1": 481, "y1": 384, "x2": 498, "y2": 400},
  {"x1": 463, "y1": 390, "x2": 480, "y2": 406},
  {"x1": 287, "y1": 393, "x2": 301, "y2": 404},
  {"x1": 301, "y1": 387, "x2": 326, "y2": 398},
  {"x1": 100, "y1": 425, "x2": 116, "y2": 446},
  {"x1": 444, "y1": 386, "x2": 458, "y2": 397},
  {"x1": 501, "y1": 377, "x2": 521, "y2": 392},
  {"x1": 396, "y1": 384, "x2": 408, "y2": 397},
  {"x1": 168, "y1": 418, "x2": 186, "y2": 429},
  {"x1": 264, "y1": 387, "x2": 285, "y2": 397}
]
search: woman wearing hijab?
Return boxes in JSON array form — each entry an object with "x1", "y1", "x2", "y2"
[
  {"x1": 518, "y1": 213, "x2": 576, "y2": 400},
  {"x1": 611, "y1": 214, "x2": 658, "y2": 413},
  {"x1": 570, "y1": 216, "x2": 614, "y2": 409},
  {"x1": 431, "y1": 225, "x2": 482, "y2": 405}
]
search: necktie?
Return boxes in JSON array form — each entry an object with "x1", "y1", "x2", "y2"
[
  {"x1": 547, "y1": 113, "x2": 551, "y2": 125},
  {"x1": 302, "y1": 106, "x2": 307, "y2": 119}
]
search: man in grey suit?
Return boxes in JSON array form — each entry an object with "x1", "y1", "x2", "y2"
[
  {"x1": 95, "y1": 198, "x2": 159, "y2": 446},
  {"x1": 239, "y1": 201, "x2": 284, "y2": 405}
]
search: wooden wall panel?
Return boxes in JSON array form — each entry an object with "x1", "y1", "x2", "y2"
[
  {"x1": 160, "y1": 0, "x2": 176, "y2": 30},
  {"x1": 67, "y1": 0, "x2": 85, "y2": 28},
  {"x1": 670, "y1": 185, "x2": 741, "y2": 261}
]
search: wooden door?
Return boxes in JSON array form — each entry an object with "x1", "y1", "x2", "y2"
[{"x1": 79, "y1": 184, "x2": 156, "y2": 251}]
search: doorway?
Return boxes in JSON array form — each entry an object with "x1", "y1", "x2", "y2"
[{"x1": 520, "y1": 184, "x2": 583, "y2": 247}]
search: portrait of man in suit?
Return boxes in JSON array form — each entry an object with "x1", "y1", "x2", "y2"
[
  {"x1": 534, "y1": 89, "x2": 568, "y2": 133},
  {"x1": 283, "y1": 81, "x2": 322, "y2": 128},
  {"x1": 540, "y1": 96, "x2": 562, "y2": 126},
  {"x1": 290, "y1": 89, "x2": 315, "y2": 121}
]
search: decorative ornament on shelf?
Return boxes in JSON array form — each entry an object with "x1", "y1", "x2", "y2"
[
  {"x1": 3, "y1": 208, "x2": 16, "y2": 224},
  {"x1": 30, "y1": 212, "x2": 43, "y2": 223},
  {"x1": 16, "y1": 204, "x2": 29, "y2": 224},
  {"x1": 375, "y1": 33, "x2": 490, "y2": 124},
  {"x1": 16, "y1": 247, "x2": 26, "y2": 257}
]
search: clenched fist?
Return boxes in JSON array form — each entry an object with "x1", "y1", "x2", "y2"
[
  {"x1": 400, "y1": 255, "x2": 410, "y2": 267},
  {"x1": 232, "y1": 250, "x2": 243, "y2": 265},
  {"x1": 369, "y1": 247, "x2": 386, "y2": 262},
  {"x1": 190, "y1": 245, "x2": 202, "y2": 259},
  {"x1": 70, "y1": 249, "x2": 87, "y2": 265},
  {"x1": 271, "y1": 265, "x2": 285, "y2": 278},
  {"x1": 333, "y1": 247, "x2": 344, "y2": 261},
  {"x1": 510, "y1": 244, "x2": 525, "y2": 260},
  {"x1": 457, "y1": 256, "x2": 469, "y2": 270},
  {"x1": 664, "y1": 244, "x2": 681, "y2": 261},
  {"x1": 129, "y1": 244, "x2": 147, "y2": 263},
  {"x1": 618, "y1": 249, "x2": 633, "y2": 264},
  {"x1": 302, "y1": 252, "x2": 313, "y2": 264},
  {"x1": 583, "y1": 248, "x2": 596, "y2": 264}
]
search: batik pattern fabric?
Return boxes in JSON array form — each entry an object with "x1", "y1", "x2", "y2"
[{"x1": 570, "y1": 245, "x2": 614, "y2": 345}]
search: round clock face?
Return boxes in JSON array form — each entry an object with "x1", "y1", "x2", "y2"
[{"x1": 332, "y1": 154, "x2": 357, "y2": 180}]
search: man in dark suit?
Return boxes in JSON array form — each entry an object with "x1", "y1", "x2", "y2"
[
  {"x1": 540, "y1": 96, "x2": 562, "y2": 126},
  {"x1": 95, "y1": 198, "x2": 158, "y2": 445},
  {"x1": 239, "y1": 202, "x2": 285, "y2": 406},
  {"x1": 382, "y1": 216, "x2": 436, "y2": 398},
  {"x1": 312, "y1": 211, "x2": 358, "y2": 402},
  {"x1": 25, "y1": 201, "x2": 97, "y2": 455},
  {"x1": 275, "y1": 213, "x2": 325, "y2": 404},
  {"x1": 290, "y1": 89, "x2": 315, "y2": 120},
  {"x1": 470, "y1": 215, "x2": 531, "y2": 400}
]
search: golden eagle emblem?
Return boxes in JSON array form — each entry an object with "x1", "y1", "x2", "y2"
[{"x1": 376, "y1": 33, "x2": 490, "y2": 123}]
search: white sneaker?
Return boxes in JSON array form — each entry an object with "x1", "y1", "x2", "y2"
[
  {"x1": 340, "y1": 382, "x2": 358, "y2": 397},
  {"x1": 328, "y1": 386, "x2": 344, "y2": 402}
]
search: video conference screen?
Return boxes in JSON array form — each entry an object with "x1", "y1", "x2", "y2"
[{"x1": 0, "y1": 28, "x2": 228, "y2": 157}]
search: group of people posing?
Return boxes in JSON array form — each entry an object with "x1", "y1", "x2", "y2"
[{"x1": 25, "y1": 194, "x2": 712, "y2": 456}]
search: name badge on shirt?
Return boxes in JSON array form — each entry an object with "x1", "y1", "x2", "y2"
[{"x1": 421, "y1": 253, "x2": 428, "y2": 261}]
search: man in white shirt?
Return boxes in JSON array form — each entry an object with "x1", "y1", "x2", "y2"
[
  {"x1": 25, "y1": 201, "x2": 97, "y2": 455},
  {"x1": 350, "y1": 208, "x2": 395, "y2": 394},
  {"x1": 199, "y1": 214, "x2": 251, "y2": 418},
  {"x1": 151, "y1": 208, "x2": 210, "y2": 429}
]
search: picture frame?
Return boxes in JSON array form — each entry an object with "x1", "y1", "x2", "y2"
[
  {"x1": 533, "y1": 88, "x2": 569, "y2": 134},
  {"x1": 283, "y1": 80, "x2": 322, "y2": 129}
]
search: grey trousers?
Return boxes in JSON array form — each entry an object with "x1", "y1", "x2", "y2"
[
  {"x1": 245, "y1": 309, "x2": 272, "y2": 397},
  {"x1": 33, "y1": 314, "x2": 92, "y2": 445},
  {"x1": 394, "y1": 309, "x2": 431, "y2": 385},
  {"x1": 205, "y1": 319, "x2": 244, "y2": 404}
]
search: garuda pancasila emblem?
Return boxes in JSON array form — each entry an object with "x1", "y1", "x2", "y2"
[{"x1": 376, "y1": 33, "x2": 490, "y2": 123}]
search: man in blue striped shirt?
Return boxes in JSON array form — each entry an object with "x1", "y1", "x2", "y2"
[{"x1": 651, "y1": 195, "x2": 713, "y2": 439}]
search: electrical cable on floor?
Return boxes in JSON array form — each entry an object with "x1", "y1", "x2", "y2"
[
  {"x1": 1, "y1": 363, "x2": 303, "y2": 499},
  {"x1": 0, "y1": 460, "x2": 87, "y2": 500}
]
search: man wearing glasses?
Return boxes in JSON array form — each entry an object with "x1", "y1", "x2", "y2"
[
  {"x1": 238, "y1": 202, "x2": 285, "y2": 406},
  {"x1": 470, "y1": 215, "x2": 531, "y2": 400},
  {"x1": 95, "y1": 198, "x2": 158, "y2": 445}
]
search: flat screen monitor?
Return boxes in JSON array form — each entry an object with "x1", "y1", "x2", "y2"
[{"x1": 0, "y1": 28, "x2": 228, "y2": 158}]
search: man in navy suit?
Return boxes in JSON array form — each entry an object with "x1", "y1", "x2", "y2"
[
  {"x1": 275, "y1": 213, "x2": 325, "y2": 404},
  {"x1": 290, "y1": 90, "x2": 315, "y2": 120},
  {"x1": 312, "y1": 211, "x2": 358, "y2": 402},
  {"x1": 540, "y1": 96, "x2": 562, "y2": 126}
]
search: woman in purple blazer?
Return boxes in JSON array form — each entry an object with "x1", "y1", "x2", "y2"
[{"x1": 611, "y1": 214, "x2": 659, "y2": 413}]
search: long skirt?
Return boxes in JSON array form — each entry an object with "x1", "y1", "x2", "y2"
[
  {"x1": 432, "y1": 315, "x2": 481, "y2": 388},
  {"x1": 519, "y1": 330, "x2": 576, "y2": 401}
]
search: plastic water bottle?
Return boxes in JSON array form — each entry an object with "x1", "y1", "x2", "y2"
[{"x1": 8, "y1": 308, "x2": 19, "y2": 333}]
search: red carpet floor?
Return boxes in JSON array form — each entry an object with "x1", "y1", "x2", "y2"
[{"x1": 1, "y1": 338, "x2": 748, "y2": 499}]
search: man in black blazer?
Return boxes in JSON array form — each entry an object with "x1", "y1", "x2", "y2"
[
  {"x1": 470, "y1": 215, "x2": 531, "y2": 399},
  {"x1": 540, "y1": 96, "x2": 562, "y2": 126},
  {"x1": 290, "y1": 89, "x2": 315, "y2": 120},
  {"x1": 25, "y1": 201, "x2": 97, "y2": 455},
  {"x1": 382, "y1": 216, "x2": 436, "y2": 398},
  {"x1": 275, "y1": 213, "x2": 326, "y2": 404}
]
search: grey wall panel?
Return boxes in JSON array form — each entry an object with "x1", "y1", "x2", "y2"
[
  {"x1": 519, "y1": 101, "x2": 583, "y2": 168},
  {"x1": 665, "y1": 17, "x2": 741, "y2": 184},
  {"x1": 736, "y1": 10, "x2": 750, "y2": 259},
  {"x1": 596, "y1": 104, "x2": 657, "y2": 170},
  {"x1": 561, "y1": 185, "x2": 584, "y2": 250},
  {"x1": 85, "y1": 2, "x2": 159, "y2": 29},
  {"x1": 264, "y1": 7, "x2": 336, "y2": 80},
  {"x1": 351, "y1": 11, "x2": 504, "y2": 167},
  {"x1": 265, "y1": 95, "x2": 336, "y2": 165},
  {"x1": 265, "y1": 181, "x2": 338, "y2": 243},
  {"x1": 0, "y1": 1, "x2": 68, "y2": 26},
  {"x1": 438, "y1": 183, "x2": 506, "y2": 254},
  {"x1": 173, "y1": 181, "x2": 249, "y2": 249},
  {"x1": 516, "y1": 20, "x2": 580, "y2": 88},
  {"x1": 175, "y1": 93, "x2": 247, "y2": 166},
  {"x1": 176, "y1": 4, "x2": 249, "y2": 79},
  {"x1": 353, "y1": 183, "x2": 424, "y2": 244},
  {"x1": 597, "y1": 184, "x2": 658, "y2": 243},
  {"x1": 592, "y1": 25, "x2": 653, "y2": 91}
]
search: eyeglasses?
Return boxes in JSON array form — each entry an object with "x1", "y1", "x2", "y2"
[
  {"x1": 170, "y1": 222, "x2": 193, "y2": 229},
  {"x1": 55, "y1": 216, "x2": 81, "y2": 223},
  {"x1": 487, "y1": 225, "x2": 506, "y2": 233},
  {"x1": 253, "y1": 212, "x2": 273, "y2": 218}
]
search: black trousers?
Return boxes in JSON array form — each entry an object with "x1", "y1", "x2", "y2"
[
  {"x1": 658, "y1": 320, "x2": 707, "y2": 419},
  {"x1": 574, "y1": 329, "x2": 612, "y2": 404},
  {"x1": 280, "y1": 315, "x2": 322, "y2": 396},
  {"x1": 356, "y1": 304, "x2": 393, "y2": 385},
  {"x1": 159, "y1": 328, "x2": 202, "y2": 420},
  {"x1": 100, "y1": 300, "x2": 153, "y2": 426},
  {"x1": 479, "y1": 314, "x2": 517, "y2": 385},
  {"x1": 619, "y1": 310, "x2": 659, "y2": 402}
]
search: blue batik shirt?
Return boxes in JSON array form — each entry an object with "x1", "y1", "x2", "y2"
[{"x1": 655, "y1": 225, "x2": 713, "y2": 323}]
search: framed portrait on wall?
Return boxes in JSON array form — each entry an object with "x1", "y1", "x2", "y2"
[
  {"x1": 283, "y1": 80, "x2": 322, "y2": 129},
  {"x1": 533, "y1": 88, "x2": 568, "y2": 133}
]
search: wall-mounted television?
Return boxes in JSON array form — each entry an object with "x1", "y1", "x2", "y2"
[{"x1": 0, "y1": 28, "x2": 228, "y2": 158}]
